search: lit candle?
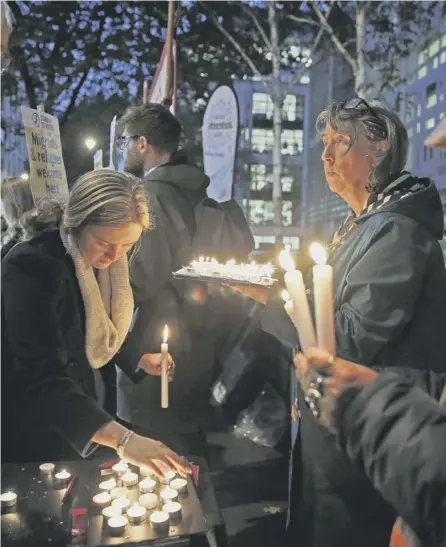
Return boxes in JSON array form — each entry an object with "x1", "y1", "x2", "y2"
[
  {"x1": 55, "y1": 469, "x2": 71, "y2": 486},
  {"x1": 149, "y1": 510, "x2": 169, "y2": 530},
  {"x1": 161, "y1": 325, "x2": 169, "y2": 408},
  {"x1": 279, "y1": 247, "x2": 317, "y2": 350},
  {"x1": 39, "y1": 463, "x2": 55, "y2": 475},
  {"x1": 160, "y1": 470, "x2": 176, "y2": 485},
  {"x1": 121, "y1": 471, "x2": 138, "y2": 487},
  {"x1": 111, "y1": 497, "x2": 131, "y2": 512},
  {"x1": 310, "y1": 243, "x2": 335, "y2": 355},
  {"x1": 110, "y1": 487, "x2": 127, "y2": 500},
  {"x1": 112, "y1": 461, "x2": 128, "y2": 476},
  {"x1": 1, "y1": 492, "x2": 17, "y2": 509},
  {"x1": 126, "y1": 503, "x2": 147, "y2": 524},
  {"x1": 138, "y1": 493, "x2": 159, "y2": 510},
  {"x1": 93, "y1": 492, "x2": 112, "y2": 507},
  {"x1": 102, "y1": 505, "x2": 122, "y2": 519},
  {"x1": 170, "y1": 478, "x2": 187, "y2": 494},
  {"x1": 163, "y1": 501, "x2": 182, "y2": 524},
  {"x1": 160, "y1": 487, "x2": 178, "y2": 503},
  {"x1": 99, "y1": 479, "x2": 117, "y2": 491},
  {"x1": 107, "y1": 515, "x2": 128, "y2": 536},
  {"x1": 139, "y1": 477, "x2": 157, "y2": 494}
]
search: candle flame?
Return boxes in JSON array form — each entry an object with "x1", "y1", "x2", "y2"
[
  {"x1": 310, "y1": 242, "x2": 327, "y2": 265},
  {"x1": 163, "y1": 325, "x2": 169, "y2": 343},
  {"x1": 281, "y1": 289, "x2": 290, "y2": 302},
  {"x1": 279, "y1": 247, "x2": 295, "y2": 272}
]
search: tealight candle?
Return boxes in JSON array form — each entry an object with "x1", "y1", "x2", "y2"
[
  {"x1": 121, "y1": 471, "x2": 138, "y2": 487},
  {"x1": 138, "y1": 493, "x2": 159, "y2": 510},
  {"x1": 149, "y1": 510, "x2": 169, "y2": 530},
  {"x1": 160, "y1": 470, "x2": 176, "y2": 485},
  {"x1": 1, "y1": 492, "x2": 17, "y2": 509},
  {"x1": 102, "y1": 505, "x2": 122, "y2": 519},
  {"x1": 139, "y1": 477, "x2": 157, "y2": 493},
  {"x1": 111, "y1": 497, "x2": 131, "y2": 512},
  {"x1": 112, "y1": 461, "x2": 128, "y2": 476},
  {"x1": 110, "y1": 487, "x2": 127, "y2": 500},
  {"x1": 107, "y1": 515, "x2": 128, "y2": 536},
  {"x1": 93, "y1": 492, "x2": 112, "y2": 507},
  {"x1": 170, "y1": 478, "x2": 188, "y2": 494},
  {"x1": 99, "y1": 479, "x2": 117, "y2": 491},
  {"x1": 127, "y1": 503, "x2": 147, "y2": 524},
  {"x1": 55, "y1": 470, "x2": 71, "y2": 486},
  {"x1": 160, "y1": 487, "x2": 178, "y2": 503},
  {"x1": 163, "y1": 501, "x2": 182, "y2": 524},
  {"x1": 39, "y1": 463, "x2": 55, "y2": 475}
]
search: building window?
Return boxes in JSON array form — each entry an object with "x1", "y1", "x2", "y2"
[
  {"x1": 433, "y1": 56, "x2": 439, "y2": 69},
  {"x1": 418, "y1": 49, "x2": 428, "y2": 66},
  {"x1": 429, "y1": 39, "x2": 440, "y2": 58},
  {"x1": 252, "y1": 93, "x2": 274, "y2": 121},
  {"x1": 405, "y1": 93, "x2": 415, "y2": 121},
  {"x1": 283, "y1": 95, "x2": 305, "y2": 121},
  {"x1": 426, "y1": 117, "x2": 436, "y2": 130},
  {"x1": 281, "y1": 129, "x2": 303, "y2": 155},
  {"x1": 426, "y1": 82, "x2": 437, "y2": 108},
  {"x1": 252, "y1": 128, "x2": 274, "y2": 153},
  {"x1": 252, "y1": 93, "x2": 305, "y2": 122},
  {"x1": 417, "y1": 104, "x2": 422, "y2": 117},
  {"x1": 441, "y1": 51, "x2": 446, "y2": 64},
  {"x1": 250, "y1": 164, "x2": 272, "y2": 191},
  {"x1": 418, "y1": 65, "x2": 427, "y2": 79},
  {"x1": 282, "y1": 201, "x2": 293, "y2": 226},
  {"x1": 281, "y1": 174, "x2": 293, "y2": 192},
  {"x1": 248, "y1": 200, "x2": 274, "y2": 225},
  {"x1": 417, "y1": 122, "x2": 421, "y2": 134}
]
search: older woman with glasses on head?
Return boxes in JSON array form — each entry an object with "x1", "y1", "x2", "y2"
[{"x1": 287, "y1": 98, "x2": 446, "y2": 547}]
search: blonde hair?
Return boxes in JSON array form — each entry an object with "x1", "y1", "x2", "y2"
[
  {"x1": 1, "y1": 177, "x2": 35, "y2": 244},
  {"x1": 21, "y1": 170, "x2": 151, "y2": 245}
]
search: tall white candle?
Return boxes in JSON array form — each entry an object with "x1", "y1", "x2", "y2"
[
  {"x1": 161, "y1": 325, "x2": 169, "y2": 409},
  {"x1": 279, "y1": 248, "x2": 317, "y2": 351},
  {"x1": 310, "y1": 242, "x2": 335, "y2": 355}
]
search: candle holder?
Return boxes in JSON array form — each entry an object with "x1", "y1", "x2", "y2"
[
  {"x1": 170, "y1": 478, "x2": 188, "y2": 495},
  {"x1": 107, "y1": 515, "x2": 128, "y2": 536},
  {"x1": 121, "y1": 471, "x2": 138, "y2": 488},
  {"x1": 110, "y1": 487, "x2": 127, "y2": 500},
  {"x1": 160, "y1": 487, "x2": 178, "y2": 503},
  {"x1": 160, "y1": 471, "x2": 176, "y2": 485},
  {"x1": 102, "y1": 505, "x2": 122, "y2": 519},
  {"x1": 126, "y1": 504, "x2": 147, "y2": 525},
  {"x1": 163, "y1": 501, "x2": 182, "y2": 525},
  {"x1": 98, "y1": 479, "x2": 117, "y2": 492},
  {"x1": 93, "y1": 492, "x2": 112, "y2": 507},
  {"x1": 149, "y1": 510, "x2": 169, "y2": 532},
  {"x1": 111, "y1": 497, "x2": 131, "y2": 512},
  {"x1": 39, "y1": 463, "x2": 55, "y2": 475},
  {"x1": 138, "y1": 493, "x2": 159, "y2": 510},
  {"x1": 112, "y1": 461, "x2": 128, "y2": 477},
  {"x1": 55, "y1": 470, "x2": 71, "y2": 487},
  {"x1": 1, "y1": 492, "x2": 17, "y2": 510},
  {"x1": 139, "y1": 477, "x2": 157, "y2": 493}
]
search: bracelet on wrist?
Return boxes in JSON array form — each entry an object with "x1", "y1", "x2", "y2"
[{"x1": 116, "y1": 429, "x2": 134, "y2": 460}]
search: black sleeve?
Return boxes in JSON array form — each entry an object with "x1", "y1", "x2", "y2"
[
  {"x1": 335, "y1": 372, "x2": 446, "y2": 547},
  {"x1": 3, "y1": 254, "x2": 112, "y2": 457},
  {"x1": 335, "y1": 216, "x2": 433, "y2": 364}
]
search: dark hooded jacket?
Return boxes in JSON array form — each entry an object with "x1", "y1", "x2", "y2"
[
  {"x1": 115, "y1": 151, "x2": 221, "y2": 434},
  {"x1": 289, "y1": 173, "x2": 446, "y2": 547}
]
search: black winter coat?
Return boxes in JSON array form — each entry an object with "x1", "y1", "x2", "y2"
[
  {"x1": 1, "y1": 231, "x2": 131, "y2": 462},
  {"x1": 289, "y1": 174, "x2": 446, "y2": 547},
  {"x1": 334, "y1": 372, "x2": 446, "y2": 547}
]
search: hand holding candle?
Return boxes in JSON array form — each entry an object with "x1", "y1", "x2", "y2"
[{"x1": 161, "y1": 325, "x2": 169, "y2": 409}]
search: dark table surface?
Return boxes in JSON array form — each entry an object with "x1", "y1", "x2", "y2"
[{"x1": 1, "y1": 451, "x2": 226, "y2": 547}]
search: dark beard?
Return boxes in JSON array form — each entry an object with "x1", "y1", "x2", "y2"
[{"x1": 124, "y1": 160, "x2": 144, "y2": 179}]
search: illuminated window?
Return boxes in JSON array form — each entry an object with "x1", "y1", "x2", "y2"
[
  {"x1": 417, "y1": 123, "x2": 421, "y2": 133},
  {"x1": 281, "y1": 130, "x2": 303, "y2": 155},
  {"x1": 441, "y1": 51, "x2": 446, "y2": 64},
  {"x1": 300, "y1": 75, "x2": 310, "y2": 84},
  {"x1": 417, "y1": 104, "x2": 422, "y2": 117},
  {"x1": 418, "y1": 49, "x2": 428, "y2": 66},
  {"x1": 418, "y1": 65, "x2": 427, "y2": 79},
  {"x1": 283, "y1": 95, "x2": 305, "y2": 121},
  {"x1": 429, "y1": 39, "x2": 440, "y2": 58},
  {"x1": 426, "y1": 117, "x2": 435, "y2": 130},
  {"x1": 252, "y1": 128, "x2": 274, "y2": 153},
  {"x1": 250, "y1": 164, "x2": 272, "y2": 191},
  {"x1": 281, "y1": 174, "x2": 293, "y2": 192},
  {"x1": 252, "y1": 93, "x2": 305, "y2": 122},
  {"x1": 433, "y1": 57, "x2": 439, "y2": 69},
  {"x1": 282, "y1": 201, "x2": 293, "y2": 226},
  {"x1": 252, "y1": 93, "x2": 274, "y2": 120},
  {"x1": 426, "y1": 83, "x2": 437, "y2": 108},
  {"x1": 248, "y1": 200, "x2": 274, "y2": 225}
]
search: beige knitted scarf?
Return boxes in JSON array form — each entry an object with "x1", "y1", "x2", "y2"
[{"x1": 60, "y1": 227, "x2": 134, "y2": 369}]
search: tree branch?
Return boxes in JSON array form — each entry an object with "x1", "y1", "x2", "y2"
[
  {"x1": 286, "y1": 14, "x2": 321, "y2": 28},
  {"x1": 241, "y1": 3, "x2": 272, "y2": 52},
  {"x1": 59, "y1": 68, "x2": 90, "y2": 128},
  {"x1": 313, "y1": 3, "x2": 358, "y2": 73}
]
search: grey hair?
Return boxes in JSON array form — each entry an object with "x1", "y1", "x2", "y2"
[
  {"x1": 21, "y1": 170, "x2": 152, "y2": 253},
  {"x1": 1, "y1": 177, "x2": 35, "y2": 244},
  {"x1": 1, "y1": 1, "x2": 14, "y2": 33},
  {"x1": 316, "y1": 98, "x2": 408, "y2": 193}
]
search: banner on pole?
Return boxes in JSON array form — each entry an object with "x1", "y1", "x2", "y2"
[
  {"x1": 202, "y1": 85, "x2": 239, "y2": 203},
  {"x1": 94, "y1": 149, "x2": 103, "y2": 170},
  {"x1": 149, "y1": 40, "x2": 177, "y2": 114},
  {"x1": 21, "y1": 106, "x2": 69, "y2": 201}
]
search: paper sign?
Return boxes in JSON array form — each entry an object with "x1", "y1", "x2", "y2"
[
  {"x1": 21, "y1": 106, "x2": 69, "y2": 201},
  {"x1": 94, "y1": 149, "x2": 103, "y2": 170}
]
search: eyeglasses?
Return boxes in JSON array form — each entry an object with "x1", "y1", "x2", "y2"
[{"x1": 116, "y1": 135, "x2": 140, "y2": 150}]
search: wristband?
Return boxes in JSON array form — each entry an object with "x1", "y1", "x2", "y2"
[{"x1": 116, "y1": 429, "x2": 134, "y2": 460}]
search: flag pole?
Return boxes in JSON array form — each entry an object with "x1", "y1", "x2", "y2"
[{"x1": 164, "y1": 0, "x2": 175, "y2": 101}]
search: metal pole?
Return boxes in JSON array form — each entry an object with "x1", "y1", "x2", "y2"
[
  {"x1": 142, "y1": 80, "x2": 149, "y2": 104},
  {"x1": 165, "y1": 0, "x2": 175, "y2": 99}
]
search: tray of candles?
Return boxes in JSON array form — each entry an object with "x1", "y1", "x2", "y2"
[
  {"x1": 173, "y1": 258, "x2": 277, "y2": 288},
  {"x1": 87, "y1": 461, "x2": 208, "y2": 546}
]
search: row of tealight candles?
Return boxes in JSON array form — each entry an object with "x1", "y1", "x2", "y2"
[
  {"x1": 93, "y1": 461, "x2": 188, "y2": 536},
  {"x1": 280, "y1": 243, "x2": 335, "y2": 354},
  {"x1": 189, "y1": 257, "x2": 275, "y2": 284}
]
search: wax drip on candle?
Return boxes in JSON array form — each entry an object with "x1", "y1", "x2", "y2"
[{"x1": 310, "y1": 242, "x2": 327, "y2": 265}]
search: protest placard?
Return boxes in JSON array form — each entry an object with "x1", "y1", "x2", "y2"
[{"x1": 21, "y1": 106, "x2": 69, "y2": 201}]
